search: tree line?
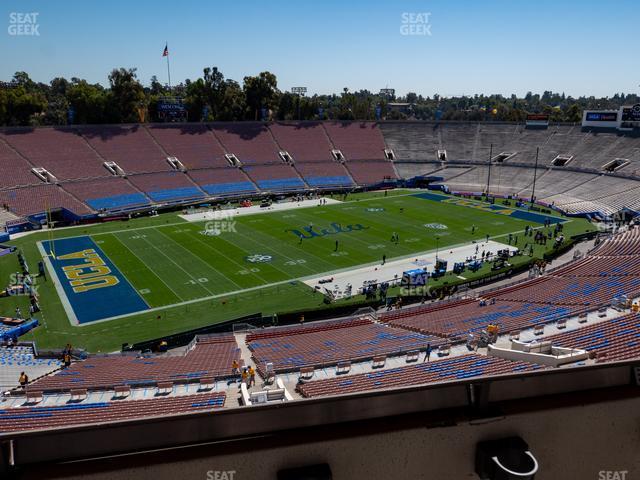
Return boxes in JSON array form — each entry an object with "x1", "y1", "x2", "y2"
[{"x1": 0, "y1": 67, "x2": 638, "y2": 126}]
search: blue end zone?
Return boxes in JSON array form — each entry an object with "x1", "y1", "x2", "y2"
[
  {"x1": 413, "y1": 192, "x2": 565, "y2": 224},
  {"x1": 147, "y1": 187, "x2": 204, "y2": 202},
  {"x1": 41, "y1": 236, "x2": 148, "y2": 324},
  {"x1": 304, "y1": 176, "x2": 353, "y2": 187},
  {"x1": 86, "y1": 193, "x2": 150, "y2": 211},
  {"x1": 256, "y1": 178, "x2": 305, "y2": 190},
  {"x1": 201, "y1": 181, "x2": 257, "y2": 195}
]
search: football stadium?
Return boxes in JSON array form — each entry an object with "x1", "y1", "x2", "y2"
[{"x1": 1, "y1": 1, "x2": 640, "y2": 479}]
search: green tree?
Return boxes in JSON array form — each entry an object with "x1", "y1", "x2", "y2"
[
  {"x1": 108, "y1": 68, "x2": 146, "y2": 123},
  {"x1": 66, "y1": 79, "x2": 109, "y2": 124},
  {"x1": 243, "y1": 71, "x2": 279, "y2": 120}
]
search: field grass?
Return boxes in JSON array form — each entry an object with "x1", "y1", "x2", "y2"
[{"x1": 0, "y1": 190, "x2": 596, "y2": 352}]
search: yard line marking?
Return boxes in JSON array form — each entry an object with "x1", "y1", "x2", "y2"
[
  {"x1": 158, "y1": 227, "x2": 258, "y2": 289},
  {"x1": 108, "y1": 233, "x2": 186, "y2": 303},
  {"x1": 136, "y1": 233, "x2": 218, "y2": 297},
  {"x1": 231, "y1": 224, "x2": 321, "y2": 275},
  {"x1": 72, "y1": 236, "x2": 501, "y2": 327},
  {"x1": 246, "y1": 215, "x2": 344, "y2": 270}
]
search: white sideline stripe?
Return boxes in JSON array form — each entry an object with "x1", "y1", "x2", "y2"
[
  {"x1": 72, "y1": 277, "x2": 302, "y2": 327},
  {"x1": 302, "y1": 240, "x2": 519, "y2": 294},
  {"x1": 37, "y1": 241, "x2": 79, "y2": 326},
  {"x1": 70, "y1": 238, "x2": 512, "y2": 328},
  {"x1": 178, "y1": 197, "x2": 342, "y2": 223},
  {"x1": 37, "y1": 191, "x2": 570, "y2": 328},
  {"x1": 108, "y1": 233, "x2": 186, "y2": 302}
]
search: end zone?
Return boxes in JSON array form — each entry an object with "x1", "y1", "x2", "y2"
[{"x1": 38, "y1": 236, "x2": 148, "y2": 325}]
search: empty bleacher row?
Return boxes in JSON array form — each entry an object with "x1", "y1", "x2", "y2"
[
  {"x1": 296, "y1": 353, "x2": 544, "y2": 398},
  {"x1": 487, "y1": 276, "x2": 640, "y2": 306},
  {"x1": 62, "y1": 177, "x2": 150, "y2": 211},
  {"x1": 0, "y1": 391, "x2": 226, "y2": 433},
  {"x1": 407, "y1": 164, "x2": 640, "y2": 216},
  {"x1": 1, "y1": 120, "x2": 638, "y2": 219},
  {"x1": 29, "y1": 335, "x2": 241, "y2": 392},
  {"x1": 383, "y1": 298, "x2": 587, "y2": 339},
  {"x1": 246, "y1": 318, "x2": 444, "y2": 374},
  {"x1": 542, "y1": 313, "x2": 640, "y2": 362},
  {"x1": 0, "y1": 122, "x2": 401, "y2": 219},
  {"x1": 0, "y1": 184, "x2": 93, "y2": 217},
  {"x1": 380, "y1": 227, "x2": 640, "y2": 341},
  {"x1": 547, "y1": 255, "x2": 640, "y2": 277},
  {"x1": 381, "y1": 122, "x2": 640, "y2": 172},
  {"x1": 591, "y1": 228, "x2": 640, "y2": 256},
  {"x1": 0, "y1": 345, "x2": 60, "y2": 370},
  {"x1": 381, "y1": 122, "x2": 640, "y2": 215},
  {"x1": 0, "y1": 128, "x2": 108, "y2": 181}
]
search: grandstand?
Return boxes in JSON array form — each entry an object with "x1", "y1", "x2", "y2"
[
  {"x1": 29, "y1": 334, "x2": 241, "y2": 391},
  {"x1": 296, "y1": 353, "x2": 545, "y2": 398},
  {"x1": 246, "y1": 317, "x2": 445, "y2": 374},
  {"x1": 1, "y1": 121, "x2": 640, "y2": 478},
  {"x1": 81, "y1": 125, "x2": 170, "y2": 173},
  {"x1": 1, "y1": 224, "x2": 639, "y2": 463},
  {"x1": 1, "y1": 121, "x2": 640, "y2": 227}
]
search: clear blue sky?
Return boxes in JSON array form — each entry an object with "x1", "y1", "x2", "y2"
[{"x1": 1, "y1": 0, "x2": 638, "y2": 97}]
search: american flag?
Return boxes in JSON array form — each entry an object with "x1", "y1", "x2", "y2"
[{"x1": 162, "y1": 44, "x2": 168, "y2": 57}]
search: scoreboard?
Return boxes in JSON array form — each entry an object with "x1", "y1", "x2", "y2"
[
  {"x1": 525, "y1": 114, "x2": 549, "y2": 128},
  {"x1": 621, "y1": 104, "x2": 640, "y2": 122},
  {"x1": 585, "y1": 112, "x2": 618, "y2": 122},
  {"x1": 582, "y1": 109, "x2": 620, "y2": 129},
  {"x1": 157, "y1": 97, "x2": 187, "y2": 122},
  {"x1": 582, "y1": 105, "x2": 640, "y2": 130}
]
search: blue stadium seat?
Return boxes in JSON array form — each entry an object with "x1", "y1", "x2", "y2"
[
  {"x1": 200, "y1": 182, "x2": 257, "y2": 195},
  {"x1": 147, "y1": 187, "x2": 204, "y2": 202},
  {"x1": 256, "y1": 178, "x2": 305, "y2": 190},
  {"x1": 85, "y1": 193, "x2": 150, "y2": 210}
]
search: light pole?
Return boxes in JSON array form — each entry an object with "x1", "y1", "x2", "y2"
[
  {"x1": 435, "y1": 235, "x2": 440, "y2": 262},
  {"x1": 486, "y1": 143, "x2": 493, "y2": 199},
  {"x1": 530, "y1": 146, "x2": 539, "y2": 205}
]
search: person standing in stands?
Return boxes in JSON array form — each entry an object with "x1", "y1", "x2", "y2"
[
  {"x1": 232, "y1": 359, "x2": 239, "y2": 377},
  {"x1": 19, "y1": 371, "x2": 29, "y2": 388},
  {"x1": 423, "y1": 344, "x2": 432, "y2": 362},
  {"x1": 240, "y1": 367, "x2": 248, "y2": 388},
  {"x1": 248, "y1": 365, "x2": 256, "y2": 388}
]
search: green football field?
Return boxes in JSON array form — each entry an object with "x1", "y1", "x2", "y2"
[
  {"x1": 0, "y1": 190, "x2": 596, "y2": 352},
  {"x1": 89, "y1": 193, "x2": 535, "y2": 306}
]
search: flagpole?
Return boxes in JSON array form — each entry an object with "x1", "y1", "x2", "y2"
[{"x1": 165, "y1": 42, "x2": 171, "y2": 90}]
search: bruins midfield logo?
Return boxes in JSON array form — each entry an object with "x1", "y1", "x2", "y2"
[{"x1": 424, "y1": 223, "x2": 448, "y2": 230}]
